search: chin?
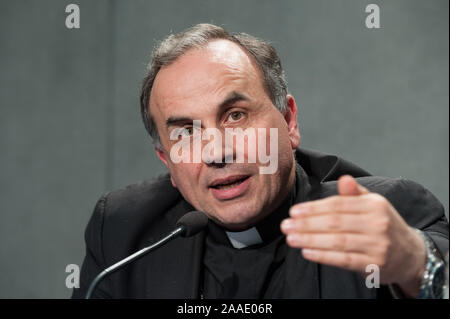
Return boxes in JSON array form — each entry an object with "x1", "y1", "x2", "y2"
[{"x1": 211, "y1": 204, "x2": 262, "y2": 230}]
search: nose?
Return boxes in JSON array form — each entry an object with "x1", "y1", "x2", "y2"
[
  {"x1": 201, "y1": 128, "x2": 235, "y2": 168},
  {"x1": 204, "y1": 152, "x2": 233, "y2": 168},
  {"x1": 206, "y1": 161, "x2": 226, "y2": 169}
]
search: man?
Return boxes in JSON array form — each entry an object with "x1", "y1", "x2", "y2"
[{"x1": 72, "y1": 24, "x2": 448, "y2": 299}]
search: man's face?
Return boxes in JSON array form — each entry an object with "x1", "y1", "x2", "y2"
[{"x1": 150, "y1": 39, "x2": 300, "y2": 230}]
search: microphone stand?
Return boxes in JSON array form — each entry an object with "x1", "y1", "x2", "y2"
[{"x1": 85, "y1": 226, "x2": 185, "y2": 299}]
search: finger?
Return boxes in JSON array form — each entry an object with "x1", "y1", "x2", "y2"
[
  {"x1": 301, "y1": 249, "x2": 371, "y2": 273},
  {"x1": 338, "y1": 175, "x2": 370, "y2": 196},
  {"x1": 289, "y1": 195, "x2": 373, "y2": 217},
  {"x1": 281, "y1": 214, "x2": 371, "y2": 234},
  {"x1": 286, "y1": 233, "x2": 373, "y2": 253}
]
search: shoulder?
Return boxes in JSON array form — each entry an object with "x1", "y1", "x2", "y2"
[
  {"x1": 297, "y1": 147, "x2": 444, "y2": 218},
  {"x1": 100, "y1": 173, "x2": 181, "y2": 223},
  {"x1": 316, "y1": 176, "x2": 445, "y2": 226},
  {"x1": 85, "y1": 173, "x2": 184, "y2": 263},
  {"x1": 313, "y1": 175, "x2": 426, "y2": 196}
]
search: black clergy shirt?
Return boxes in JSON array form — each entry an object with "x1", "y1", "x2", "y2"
[
  {"x1": 201, "y1": 164, "x2": 300, "y2": 298},
  {"x1": 72, "y1": 148, "x2": 449, "y2": 299}
]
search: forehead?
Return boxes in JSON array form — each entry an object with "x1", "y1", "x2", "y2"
[{"x1": 150, "y1": 39, "x2": 265, "y2": 118}]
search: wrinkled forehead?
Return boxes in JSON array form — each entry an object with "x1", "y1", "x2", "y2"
[{"x1": 149, "y1": 39, "x2": 265, "y2": 118}]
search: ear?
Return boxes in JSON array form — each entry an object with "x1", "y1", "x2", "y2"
[
  {"x1": 155, "y1": 146, "x2": 168, "y2": 166},
  {"x1": 155, "y1": 147, "x2": 177, "y2": 188},
  {"x1": 284, "y1": 94, "x2": 300, "y2": 149}
]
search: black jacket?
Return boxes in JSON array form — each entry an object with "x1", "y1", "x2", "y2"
[{"x1": 72, "y1": 148, "x2": 449, "y2": 299}]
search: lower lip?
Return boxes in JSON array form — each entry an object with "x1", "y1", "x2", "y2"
[{"x1": 210, "y1": 177, "x2": 251, "y2": 200}]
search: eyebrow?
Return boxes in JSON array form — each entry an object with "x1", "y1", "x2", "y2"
[
  {"x1": 165, "y1": 91, "x2": 250, "y2": 128},
  {"x1": 218, "y1": 91, "x2": 250, "y2": 110}
]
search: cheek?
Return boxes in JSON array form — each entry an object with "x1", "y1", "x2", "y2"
[
  {"x1": 167, "y1": 162, "x2": 202, "y2": 190},
  {"x1": 253, "y1": 117, "x2": 291, "y2": 162}
]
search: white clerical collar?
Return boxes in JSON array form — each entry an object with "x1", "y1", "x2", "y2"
[{"x1": 225, "y1": 227, "x2": 263, "y2": 249}]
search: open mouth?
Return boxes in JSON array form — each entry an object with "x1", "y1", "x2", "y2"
[
  {"x1": 209, "y1": 175, "x2": 251, "y2": 200},
  {"x1": 209, "y1": 175, "x2": 250, "y2": 190}
]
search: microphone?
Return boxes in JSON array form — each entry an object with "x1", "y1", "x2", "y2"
[{"x1": 85, "y1": 211, "x2": 208, "y2": 299}]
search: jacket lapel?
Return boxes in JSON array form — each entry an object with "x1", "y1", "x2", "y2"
[
  {"x1": 142, "y1": 200, "x2": 206, "y2": 298},
  {"x1": 282, "y1": 162, "x2": 321, "y2": 298}
]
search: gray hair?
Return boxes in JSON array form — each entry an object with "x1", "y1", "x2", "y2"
[{"x1": 140, "y1": 23, "x2": 288, "y2": 148}]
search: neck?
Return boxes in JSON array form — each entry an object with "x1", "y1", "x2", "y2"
[
  {"x1": 246, "y1": 159, "x2": 297, "y2": 229},
  {"x1": 207, "y1": 162, "x2": 299, "y2": 247}
]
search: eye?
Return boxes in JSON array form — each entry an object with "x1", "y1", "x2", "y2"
[
  {"x1": 228, "y1": 111, "x2": 244, "y2": 123},
  {"x1": 180, "y1": 126, "x2": 194, "y2": 137}
]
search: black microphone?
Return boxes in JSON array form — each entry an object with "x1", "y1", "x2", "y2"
[{"x1": 85, "y1": 211, "x2": 208, "y2": 299}]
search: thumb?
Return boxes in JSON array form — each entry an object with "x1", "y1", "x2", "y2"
[{"x1": 338, "y1": 175, "x2": 370, "y2": 196}]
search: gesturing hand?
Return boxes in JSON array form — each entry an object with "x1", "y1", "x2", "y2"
[{"x1": 281, "y1": 175, "x2": 427, "y2": 297}]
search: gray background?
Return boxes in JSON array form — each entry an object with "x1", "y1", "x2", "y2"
[{"x1": 0, "y1": 0, "x2": 448, "y2": 298}]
